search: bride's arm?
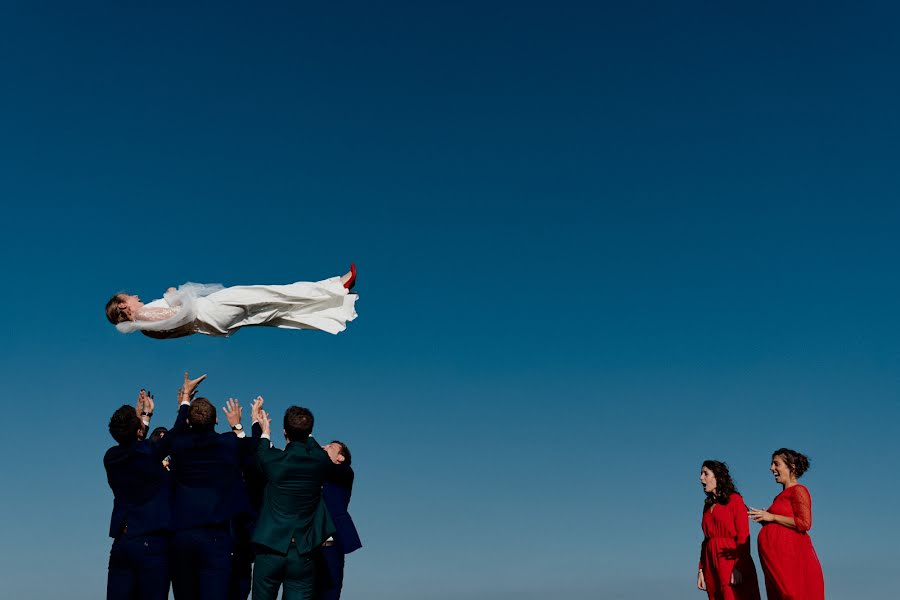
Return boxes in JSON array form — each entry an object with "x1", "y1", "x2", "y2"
[
  {"x1": 135, "y1": 306, "x2": 181, "y2": 321},
  {"x1": 136, "y1": 289, "x2": 181, "y2": 321}
]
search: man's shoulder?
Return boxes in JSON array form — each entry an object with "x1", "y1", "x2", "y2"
[
  {"x1": 103, "y1": 444, "x2": 123, "y2": 465},
  {"x1": 104, "y1": 442, "x2": 137, "y2": 463},
  {"x1": 327, "y1": 464, "x2": 354, "y2": 488}
]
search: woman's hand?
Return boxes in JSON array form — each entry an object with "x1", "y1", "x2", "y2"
[
  {"x1": 748, "y1": 508, "x2": 774, "y2": 523},
  {"x1": 697, "y1": 569, "x2": 706, "y2": 591},
  {"x1": 731, "y1": 567, "x2": 743, "y2": 585}
]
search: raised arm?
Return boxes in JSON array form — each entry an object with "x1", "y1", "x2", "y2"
[
  {"x1": 152, "y1": 372, "x2": 206, "y2": 454},
  {"x1": 136, "y1": 389, "x2": 152, "y2": 438},
  {"x1": 250, "y1": 396, "x2": 264, "y2": 438},
  {"x1": 255, "y1": 409, "x2": 280, "y2": 474}
]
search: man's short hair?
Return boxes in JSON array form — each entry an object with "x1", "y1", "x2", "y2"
[
  {"x1": 284, "y1": 406, "x2": 314, "y2": 441},
  {"x1": 109, "y1": 405, "x2": 142, "y2": 444},
  {"x1": 188, "y1": 398, "x2": 216, "y2": 431},
  {"x1": 331, "y1": 440, "x2": 352, "y2": 466}
]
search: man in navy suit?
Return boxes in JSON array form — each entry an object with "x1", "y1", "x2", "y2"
[
  {"x1": 167, "y1": 388, "x2": 261, "y2": 599},
  {"x1": 316, "y1": 441, "x2": 362, "y2": 600},
  {"x1": 104, "y1": 386, "x2": 190, "y2": 600}
]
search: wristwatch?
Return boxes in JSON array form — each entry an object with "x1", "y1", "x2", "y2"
[{"x1": 231, "y1": 423, "x2": 244, "y2": 432}]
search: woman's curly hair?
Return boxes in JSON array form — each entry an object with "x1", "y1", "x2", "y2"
[{"x1": 702, "y1": 460, "x2": 739, "y2": 509}]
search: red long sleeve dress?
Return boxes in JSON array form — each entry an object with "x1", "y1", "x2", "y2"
[
  {"x1": 757, "y1": 484, "x2": 825, "y2": 600},
  {"x1": 699, "y1": 493, "x2": 761, "y2": 600}
]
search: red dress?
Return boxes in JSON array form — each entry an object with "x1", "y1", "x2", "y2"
[
  {"x1": 757, "y1": 484, "x2": 825, "y2": 600},
  {"x1": 699, "y1": 493, "x2": 761, "y2": 600}
]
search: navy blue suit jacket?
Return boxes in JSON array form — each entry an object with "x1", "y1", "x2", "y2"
[
  {"x1": 167, "y1": 425, "x2": 261, "y2": 530},
  {"x1": 323, "y1": 465, "x2": 361, "y2": 554},
  {"x1": 103, "y1": 404, "x2": 189, "y2": 538}
]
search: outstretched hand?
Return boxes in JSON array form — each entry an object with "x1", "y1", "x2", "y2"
[
  {"x1": 259, "y1": 409, "x2": 272, "y2": 436},
  {"x1": 250, "y1": 396, "x2": 264, "y2": 423},
  {"x1": 223, "y1": 398, "x2": 242, "y2": 428},
  {"x1": 178, "y1": 371, "x2": 207, "y2": 404},
  {"x1": 136, "y1": 389, "x2": 155, "y2": 415},
  {"x1": 142, "y1": 390, "x2": 155, "y2": 416}
]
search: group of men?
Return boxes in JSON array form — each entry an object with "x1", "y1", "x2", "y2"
[{"x1": 103, "y1": 372, "x2": 362, "y2": 600}]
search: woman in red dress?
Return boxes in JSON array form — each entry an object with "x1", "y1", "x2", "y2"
[
  {"x1": 749, "y1": 448, "x2": 825, "y2": 600},
  {"x1": 697, "y1": 460, "x2": 761, "y2": 600}
]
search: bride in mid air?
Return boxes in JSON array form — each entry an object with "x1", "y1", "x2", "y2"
[{"x1": 105, "y1": 265, "x2": 358, "y2": 339}]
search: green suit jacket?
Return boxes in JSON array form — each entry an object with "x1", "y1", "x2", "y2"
[{"x1": 251, "y1": 436, "x2": 335, "y2": 555}]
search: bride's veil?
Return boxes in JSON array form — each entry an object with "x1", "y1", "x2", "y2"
[{"x1": 115, "y1": 282, "x2": 224, "y2": 333}]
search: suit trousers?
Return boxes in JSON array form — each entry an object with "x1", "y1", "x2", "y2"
[
  {"x1": 316, "y1": 546, "x2": 345, "y2": 600},
  {"x1": 229, "y1": 516, "x2": 256, "y2": 600},
  {"x1": 171, "y1": 526, "x2": 233, "y2": 600},
  {"x1": 252, "y1": 544, "x2": 316, "y2": 600},
  {"x1": 107, "y1": 533, "x2": 170, "y2": 600}
]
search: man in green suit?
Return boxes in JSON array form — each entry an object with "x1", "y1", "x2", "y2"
[{"x1": 252, "y1": 405, "x2": 336, "y2": 600}]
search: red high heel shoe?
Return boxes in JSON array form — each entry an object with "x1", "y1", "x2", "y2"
[{"x1": 343, "y1": 263, "x2": 357, "y2": 290}]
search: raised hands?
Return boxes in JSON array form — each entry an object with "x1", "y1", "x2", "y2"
[
  {"x1": 136, "y1": 389, "x2": 155, "y2": 420},
  {"x1": 250, "y1": 396, "x2": 264, "y2": 424},
  {"x1": 259, "y1": 409, "x2": 272, "y2": 437},
  {"x1": 178, "y1": 371, "x2": 207, "y2": 404},
  {"x1": 223, "y1": 398, "x2": 243, "y2": 429},
  {"x1": 140, "y1": 390, "x2": 155, "y2": 417}
]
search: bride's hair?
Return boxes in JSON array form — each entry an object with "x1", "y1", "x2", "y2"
[{"x1": 105, "y1": 294, "x2": 130, "y2": 324}]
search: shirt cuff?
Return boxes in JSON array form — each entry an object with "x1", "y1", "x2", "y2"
[
  {"x1": 180, "y1": 401, "x2": 190, "y2": 406},
  {"x1": 235, "y1": 430, "x2": 246, "y2": 438},
  {"x1": 261, "y1": 433, "x2": 271, "y2": 441},
  {"x1": 141, "y1": 418, "x2": 151, "y2": 427}
]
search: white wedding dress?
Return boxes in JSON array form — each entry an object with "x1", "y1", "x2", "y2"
[{"x1": 116, "y1": 277, "x2": 358, "y2": 339}]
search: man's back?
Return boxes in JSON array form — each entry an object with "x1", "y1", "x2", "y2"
[
  {"x1": 104, "y1": 439, "x2": 172, "y2": 537},
  {"x1": 323, "y1": 465, "x2": 362, "y2": 555},
  {"x1": 169, "y1": 429, "x2": 256, "y2": 529},
  {"x1": 253, "y1": 437, "x2": 335, "y2": 555}
]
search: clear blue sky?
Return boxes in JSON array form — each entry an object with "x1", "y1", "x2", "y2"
[{"x1": 1, "y1": 2, "x2": 898, "y2": 598}]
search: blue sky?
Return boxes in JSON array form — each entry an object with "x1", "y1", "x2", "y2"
[{"x1": 1, "y1": 2, "x2": 899, "y2": 598}]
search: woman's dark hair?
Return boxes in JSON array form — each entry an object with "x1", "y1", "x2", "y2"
[
  {"x1": 701, "y1": 460, "x2": 739, "y2": 508},
  {"x1": 105, "y1": 294, "x2": 129, "y2": 324},
  {"x1": 772, "y1": 448, "x2": 810, "y2": 478}
]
